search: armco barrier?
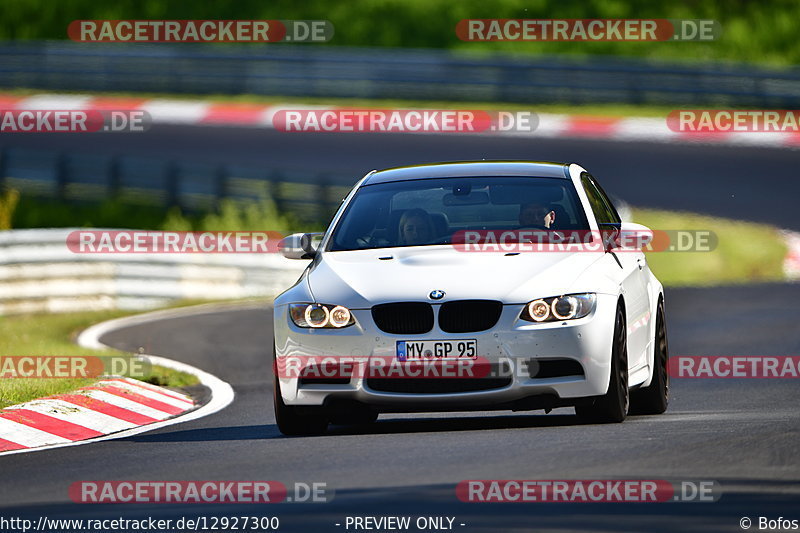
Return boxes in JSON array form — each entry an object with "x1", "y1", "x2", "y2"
[
  {"x1": 1, "y1": 41, "x2": 799, "y2": 107},
  {"x1": 0, "y1": 147, "x2": 355, "y2": 226},
  {"x1": 0, "y1": 228, "x2": 306, "y2": 315}
]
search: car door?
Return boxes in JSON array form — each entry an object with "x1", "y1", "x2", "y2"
[{"x1": 580, "y1": 172, "x2": 651, "y2": 371}]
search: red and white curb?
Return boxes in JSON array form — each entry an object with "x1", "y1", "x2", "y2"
[
  {"x1": 0, "y1": 377, "x2": 193, "y2": 452},
  {"x1": 0, "y1": 303, "x2": 237, "y2": 456},
  {"x1": 2, "y1": 93, "x2": 799, "y2": 148}
]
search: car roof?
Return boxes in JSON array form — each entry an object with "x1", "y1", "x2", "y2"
[{"x1": 363, "y1": 161, "x2": 571, "y2": 185}]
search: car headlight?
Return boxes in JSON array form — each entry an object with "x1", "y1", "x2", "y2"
[
  {"x1": 289, "y1": 303, "x2": 356, "y2": 328},
  {"x1": 520, "y1": 293, "x2": 596, "y2": 323}
]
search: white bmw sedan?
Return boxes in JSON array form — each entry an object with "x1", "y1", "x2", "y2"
[{"x1": 273, "y1": 161, "x2": 669, "y2": 435}]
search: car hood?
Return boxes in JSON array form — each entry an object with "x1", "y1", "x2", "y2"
[{"x1": 307, "y1": 246, "x2": 603, "y2": 308}]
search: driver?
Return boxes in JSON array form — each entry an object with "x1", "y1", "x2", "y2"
[
  {"x1": 398, "y1": 208, "x2": 435, "y2": 245},
  {"x1": 519, "y1": 202, "x2": 556, "y2": 229}
]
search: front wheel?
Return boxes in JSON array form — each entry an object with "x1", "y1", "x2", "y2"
[
  {"x1": 575, "y1": 304, "x2": 629, "y2": 423},
  {"x1": 630, "y1": 299, "x2": 669, "y2": 415},
  {"x1": 273, "y1": 376, "x2": 328, "y2": 436},
  {"x1": 273, "y1": 342, "x2": 328, "y2": 436}
]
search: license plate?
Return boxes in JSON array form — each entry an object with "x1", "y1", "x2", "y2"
[{"x1": 396, "y1": 339, "x2": 477, "y2": 361}]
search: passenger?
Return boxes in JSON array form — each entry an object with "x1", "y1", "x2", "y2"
[
  {"x1": 398, "y1": 208, "x2": 435, "y2": 245},
  {"x1": 519, "y1": 202, "x2": 556, "y2": 229}
]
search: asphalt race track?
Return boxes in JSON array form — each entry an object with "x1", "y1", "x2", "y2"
[{"x1": 1, "y1": 127, "x2": 799, "y2": 532}]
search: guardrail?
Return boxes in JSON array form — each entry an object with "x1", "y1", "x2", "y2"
[
  {"x1": 0, "y1": 228, "x2": 306, "y2": 315},
  {"x1": 0, "y1": 147, "x2": 355, "y2": 224},
  {"x1": 1, "y1": 41, "x2": 800, "y2": 106}
]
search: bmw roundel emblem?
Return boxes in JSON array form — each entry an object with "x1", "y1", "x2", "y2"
[{"x1": 429, "y1": 290, "x2": 446, "y2": 300}]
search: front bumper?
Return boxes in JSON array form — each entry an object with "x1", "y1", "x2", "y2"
[{"x1": 273, "y1": 294, "x2": 617, "y2": 411}]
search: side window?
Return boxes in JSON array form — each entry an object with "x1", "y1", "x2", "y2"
[{"x1": 580, "y1": 173, "x2": 620, "y2": 225}]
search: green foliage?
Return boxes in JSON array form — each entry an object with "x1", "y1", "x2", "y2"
[
  {"x1": 12, "y1": 194, "x2": 308, "y2": 233},
  {"x1": 158, "y1": 196, "x2": 298, "y2": 233},
  {"x1": 197, "y1": 197, "x2": 294, "y2": 233},
  {"x1": 0, "y1": 188, "x2": 20, "y2": 230},
  {"x1": 161, "y1": 206, "x2": 194, "y2": 232},
  {"x1": 0, "y1": 0, "x2": 798, "y2": 65},
  {"x1": 11, "y1": 196, "x2": 175, "y2": 229}
]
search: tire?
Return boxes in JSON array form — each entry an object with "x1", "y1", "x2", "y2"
[
  {"x1": 575, "y1": 304, "x2": 629, "y2": 423},
  {"x1": 272, "y1": 343, "x2": 328, "y2": 436},
  {"x1": 630, "y1": 299, "x2": 669, "y2": 415},
  {"x1": 273, "y1": 376, "x2": 329, "y2": 436}
]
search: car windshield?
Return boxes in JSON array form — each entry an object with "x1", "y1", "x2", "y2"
[{"x1": 328, "y1": 176, "x2": 589, "y2": 251}]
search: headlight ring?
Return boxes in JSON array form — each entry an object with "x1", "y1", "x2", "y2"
[
  {"x1": 521, "y1": 293, "x2": 595, "y2": 323},
  {"x1": 290, "y1": 303, "x2": 356, "y2": 328}
]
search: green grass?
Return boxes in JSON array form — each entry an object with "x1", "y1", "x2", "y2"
[
  {"x1": 0, "y1": 309, "x2": 199, "y2": 408},
  {"x1": 632, "y1": 208, "x2": 787, "y2": 286}
]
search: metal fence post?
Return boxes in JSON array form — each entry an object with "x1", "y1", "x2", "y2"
[
  {"x1": 215, "y1": 165, "x2": 228, "y2": 208},
  {"x1": 316, "y1": 173, "x2": 331, "y2": 225},
  {"x1": 0, "y1": 149, "x2": 6, "y2": 190},
  {"x1": 55, "y1": 153, "x2": 68, "y2": 201},
  {"x1": 108, "y1": 156, "x2": 121, "y2": 198},
  {"x1": 269, "y1": 171, "x2": 284, "y2": 213},
  {"x1": 166, "y1": 161, "x2": 179, "y2": 208}
]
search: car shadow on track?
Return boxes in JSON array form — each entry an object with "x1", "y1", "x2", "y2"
[
  {"x1": 326, "y1": 412, "x2": 595, "y2": 436},
  {"x1": 123, "y1": 415, "x2": 585, "y2": 442},
  {"x1": 125, "y1": 424, "x2": 285, "y2": 442},
  {"x1": 125, "y1": 412, "x2": 623, "y2": 443}
]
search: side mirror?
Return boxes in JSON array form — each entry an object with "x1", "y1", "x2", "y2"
[
  {"x1": 598, "y1": 222, "x2": 653, "y2": 251},
  {"x1": 618, "y1": 222, "x2": 654, "y2": 249},
  {"x1": 279, "y1": 232, "x2": 324, "y2": 260},
  {"x1": 598, "y1": 222, "x2": 621, "y2": 252}
]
